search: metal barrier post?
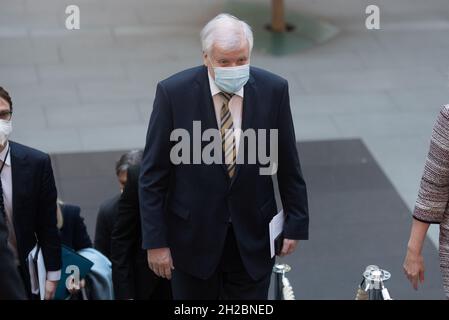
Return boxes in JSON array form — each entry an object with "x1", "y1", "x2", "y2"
[
  {"x1": 273, "y1": 263, "x2": 294, "y2": 300},
  {"x1": 356, "y1": 265, "x2": 392, "y2": 300}
]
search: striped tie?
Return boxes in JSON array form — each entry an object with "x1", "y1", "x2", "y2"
[{"x1": 219, "y1": 92, "x2": 236, "y2": 178}]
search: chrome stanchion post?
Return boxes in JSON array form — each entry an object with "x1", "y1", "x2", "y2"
[
  {"x1": 356, "y1": 265, "x2": 392, "y2": 300},
  {"x1": 273, "y1": 263, "x2": 292, "y2": 300}
]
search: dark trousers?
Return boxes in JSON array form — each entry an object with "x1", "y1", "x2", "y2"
[
  {"x1": 143, "y1": 278, "x2": 172, "y2": 300},
  {"x1": 171, "y1": 224, "x2": 271, "y2": 300},
  {"x1": 134, "y1": 268, "x2": 172, "y2": 300}
]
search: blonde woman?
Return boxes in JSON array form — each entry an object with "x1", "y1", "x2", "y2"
[
  {"x1": 404, "y1": 105, "x2": 449, "y2": 298},
  {"x1": 56, "y1": 200, "x2": 92, "y2": 251}
]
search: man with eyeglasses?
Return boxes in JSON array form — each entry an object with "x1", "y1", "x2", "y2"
[{"x1": 0, "y1": 86, "x2": 61, "y2": 300}]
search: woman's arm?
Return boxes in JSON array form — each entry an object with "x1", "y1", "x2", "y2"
[
  {"x1": 404, "y1": 218, "x2": 430, "y2": 290},
  {"x1": 404, "y1": 105, "x2": 449, "y2": 290},
  {"x1": 408, "y1": 218, "x2": 430, "y2": 255}
]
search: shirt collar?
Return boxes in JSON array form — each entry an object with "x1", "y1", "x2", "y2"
[
  {"x1": 0, "y1": 141, "x2": 10, "y2": 166},
  {"x1": 207, "y1": 69, "x2": 244, "y2": 98}
]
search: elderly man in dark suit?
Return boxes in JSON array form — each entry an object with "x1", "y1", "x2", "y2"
[{"x1": 139, "y1": 14, "x2": 309, "y2": 299}]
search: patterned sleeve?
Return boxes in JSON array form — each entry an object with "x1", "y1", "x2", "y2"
[{"x1": 413, "y1": 105, "x2": 449, "y2": 224}]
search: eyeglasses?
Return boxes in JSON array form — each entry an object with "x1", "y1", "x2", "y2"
[{"x1": 0, "y1": 111, "x2": 12, "y2": 121}]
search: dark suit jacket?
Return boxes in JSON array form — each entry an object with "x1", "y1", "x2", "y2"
[
  {"x1": 111, "y1": 165, "x2": 171, "y2": 300},
  {"x1": 60, "y1": 204, "x2": 92, "y2": 251},
  {"x1": 0, "y1": 211, "x2": 27, "y2": 299},
  {"x1": 10, "y1": 141, "x2": 61, "y2": 275},
  {"x1": 139, "y1": 66, "x2": 309, "y2": 281},
  {"x1": 94, "y1": 194, "x2": 120, "y2": 260}
]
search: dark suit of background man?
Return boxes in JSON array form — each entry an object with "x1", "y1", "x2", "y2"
[
  {"x1": 139, "y1": 14, "x2": 309, "y2": 300},
  {"x1": 94, "y1": 150, "x2": 143, "y2": 260},
  {"x1": 0, "y1": 208, "x2": 27, "y2": 299},
  {"x1": 0, "y1": 87, "x2": 61, "y2": 300},
  {"x1": 111, "y1": 165, "x2": 172, "y2": 300}
]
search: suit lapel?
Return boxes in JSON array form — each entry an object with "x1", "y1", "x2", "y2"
[
  {"x1": 10, "y1": 142, "x2": 29, "y2": 223},
  {"x1": 230, "y1": 73, "x2": 257, "y2": 189},
  {"x1": 197, "y1": 67, "x2": 219, "y2": 132},
  {"x1": 241, "y1": 74, "x2": 257, "y2": 133}
]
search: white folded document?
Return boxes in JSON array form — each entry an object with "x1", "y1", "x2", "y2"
[
  {"x1": 269, "y1": 210, "x2": 284, "y2": 258},
  {"x1": 27, "y1": 245, "x2": 47, "y2": 300}
]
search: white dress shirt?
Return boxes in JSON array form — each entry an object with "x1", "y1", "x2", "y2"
[
  {"x1": 0, "y1": 141, "x2": 61, "y2": 281},
  {"x1": 208, "y1": 71, "x2": 244, "y2": 155}
]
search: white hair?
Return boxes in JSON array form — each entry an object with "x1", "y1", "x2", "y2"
[{"x1": 200, "y1": 13, "x2": 254, "y2": 56}]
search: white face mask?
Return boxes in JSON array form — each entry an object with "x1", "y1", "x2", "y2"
[
  {"x1": 213, "y1": 64, "x2": 250, "y2": 93},
  {"x1": 209, "y1": 58, "x2": 250, "y2": 93},
  {"x1": 0, "y1": 119, "x2": 12, "y2": 146}
]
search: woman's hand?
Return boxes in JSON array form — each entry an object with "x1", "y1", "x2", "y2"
[{"x1": 403, "y1": 247, "x2": 425, "y2": 290}]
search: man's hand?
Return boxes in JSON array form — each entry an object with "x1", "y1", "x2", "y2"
[
  {"x1": 403, "y1": 248, "x2": 425, "y2": 290},
  {"x1": 147, "y1": 248, "x2": 174, "y2": 280},
  {"x1": 44, "y1": 279, "x2": 58, "y2": 300},
  {"x1": 279, "y1": 239, "x2": 299, "y2": 257}
]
